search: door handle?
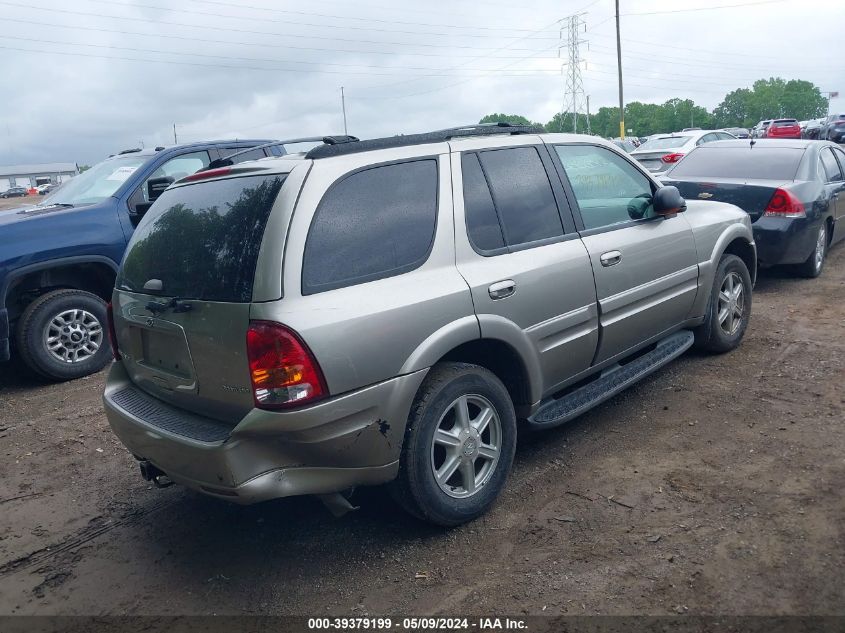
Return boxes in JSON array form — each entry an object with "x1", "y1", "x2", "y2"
[
  {"x1": 600, "y1": 250, "x2": 622, "y2": 267},
  {"x1": 488, "y1": 279, "x2": 516, "y2": 300}
]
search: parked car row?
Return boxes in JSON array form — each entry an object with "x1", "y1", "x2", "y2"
[{"x1": 630, "y1": 129, "x2": 737, "y2": 174}]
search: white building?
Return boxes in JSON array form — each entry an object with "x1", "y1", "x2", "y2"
[{"x1": 0, "y1": 163, "x2": 78, "y2": 192}]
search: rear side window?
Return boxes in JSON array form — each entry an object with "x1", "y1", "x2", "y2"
[
  {"x1": 302, "y1": 160, "x2": 438, "y2": 294},
  {"x1": 461, "y1": 153, "x2": 505, "y2": 251},
  {"x1": 668, "y1": 147, "x2": 805, "y2": 180},
  {"x1": 220, "y1": 147, "x2": 268, "y2": 164},
  {"x1": 118, "y1": 174, "x2": 285, "y2": 302},
  {"x1": 474, "y1": 147, "x2": 563, "y2": 247},
  {"x1": 820, "y1": 148, "x2": 843, "y2": 182}
]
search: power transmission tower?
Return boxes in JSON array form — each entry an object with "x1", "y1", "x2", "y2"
[{"x1": 558, "y1": 13, "x2": 588, "y2": 134}]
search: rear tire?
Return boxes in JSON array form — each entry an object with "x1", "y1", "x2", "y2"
[
  {"x1": 797, "y1": 223, "x2": 828, "y2": 279},
  {"x1": 391, "y1": 362, "x2": 517, "y2": 527},
  {"x1": 693, "y1": 254, "x2": 752, "y2": 354},
  {"x1": 15, "y1": 289, "x2": 112, "y2": 382}
]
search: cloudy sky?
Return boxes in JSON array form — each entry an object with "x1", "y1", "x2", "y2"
[{"x1": 0, "y1": 0, "x2": 842, "y2": 166}]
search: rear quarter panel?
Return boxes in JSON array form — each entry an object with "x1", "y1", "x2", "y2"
[
  {"x1": 682, "y1": 200, "x2": 755, "y2": 317},
  {"x1": 250, "y1": 145, "x2": 478, "y2": 399}
]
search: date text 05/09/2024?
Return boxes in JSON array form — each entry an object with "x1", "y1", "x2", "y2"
[{"x1": 307, "y1": 617, "x2": 528, "y2": 630}]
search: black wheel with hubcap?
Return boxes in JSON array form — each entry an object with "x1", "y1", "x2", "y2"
[
  {"x1": 15, "y1": 289, "x2": 112, "y2": 381},
  {"x1": 392, "y1": 362, "x2": 517, "y2": 527},
  {"x1": 797, "y1": 222, "x2": 828, "y2": 279},
  {"x1": 693, "y1": 254, "x2": 752, "y2": 354}
]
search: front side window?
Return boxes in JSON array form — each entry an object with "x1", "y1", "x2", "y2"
[
  {"x1": 135, "y1": 151, "x2": 211, "y2": 204},
  {"x1": 555, "y1": 144, "x2": 654, "y2": 230},
  {"x1": 302, "y1": 160, "x2": 438, "y2": 294}
]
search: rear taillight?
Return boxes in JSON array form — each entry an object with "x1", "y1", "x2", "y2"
[
  {"x1": 246, "y1": 321, "x2": 327, "y2": 409},
  {"x1": 661, "y1": 152, "x2": 685, "y2": 164},
  {"x1": 764, "y1": 188, "x2": 805, "y2": 218},
  {"x1": 106, "y1": 302, "x2": 120, "y2": 361}
]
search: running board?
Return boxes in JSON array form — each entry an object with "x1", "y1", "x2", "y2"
[{"x1": 527, "y1": 330, "x2": 694, "y2": 430}]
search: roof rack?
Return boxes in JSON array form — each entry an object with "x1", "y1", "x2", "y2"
[
  {"x1": 305, "y1": 122, "x2": 543, "y2": 160},
  {"x1": 206, "y1": 135, "x2": 358, "y2": 169}
]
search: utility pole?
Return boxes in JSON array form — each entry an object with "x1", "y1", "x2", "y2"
[
  {"x1": 615, "y1": 0, "x2": 625, "y2": 139},
  {"x1": 340, "y1": 87, "x2": 348, "y2": 136},
  {"x1": 559, "y1": 13, "x2": 588, "y2": 134},
  {"x1": 173, "y1": 123, "x2": 178, "y2": 144}
]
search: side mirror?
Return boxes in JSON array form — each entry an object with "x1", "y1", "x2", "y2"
[
  {"x1": 653, "y1": 186, "x2": 686, "y2": 217},
  {"x1": 147, "y1": 176, "x2": 174, "y2": 203}
]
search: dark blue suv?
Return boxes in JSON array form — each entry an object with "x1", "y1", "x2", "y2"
[{"x1": 0, "y1": 139, "x2": 279, "y2": 381}]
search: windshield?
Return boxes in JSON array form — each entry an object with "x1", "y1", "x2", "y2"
[
  {"x1": 41, "y1": 156, "x2": 147, "y2": 206},
  {"x1": 637, "y1": 136, "x2": 692, "y2": 151},
  {"x1": 667, "y1": 147, "x2": 805, "y2": 180}
]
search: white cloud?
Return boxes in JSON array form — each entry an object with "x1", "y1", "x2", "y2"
[{"x1": 0, "y1": 0, "x2": 842, "y2": 165}]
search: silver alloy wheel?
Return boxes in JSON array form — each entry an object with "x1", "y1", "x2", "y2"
[
  {"x1": 44, "y1": 309, "x2": 103, "y2": 364},
  {"x1": 814, "y1": 224, "x2": 827, "y2": 272},
  {"x1": 717, "y1": 271, "x2": 745, "y2": 336},
  {"x1": 430, "y1": 394, "x2": 502, "y2": 499}
]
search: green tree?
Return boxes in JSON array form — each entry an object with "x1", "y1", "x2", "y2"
[
  {"x1": 478, "y1": 113, "x2": 545, "y2": 129},
  {"x1": 545, "y1": 111, "x2": 591, "y2": 134}
]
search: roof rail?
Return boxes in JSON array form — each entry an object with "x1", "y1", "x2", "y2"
[
  {"x1": 206, "y1": 135, "x2": 359, "y2": 169},
  {"x1": 305, "y1": 122, "x2": 543, "y2": 160}
]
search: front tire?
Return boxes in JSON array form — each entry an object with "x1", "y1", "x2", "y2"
[
  {"x1": 15, "y1": 289, "x2": 112, "y2": 381},
  {"x1": 392, "y1": 362, "x2": 517, "y2": 527},
  {"x1": 797, "y1": 223, "x2": 827, "y2": 279},
  {"x1": 693, "y1": 254, "x2": 752, "y2": 353}
]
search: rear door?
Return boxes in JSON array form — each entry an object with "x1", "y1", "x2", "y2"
[
  {"x1": 549, "y1": 142, "x2": 698, "y2": 365},
  {"x1": 113, "y1": 171, "x2": 288, "y2": 423},
  {"x1": 452, "y1": 140, "x2": 598, "y2": 397},
  {"x1": 821, "y1": 146, "x2": 845, "y2": 242}
]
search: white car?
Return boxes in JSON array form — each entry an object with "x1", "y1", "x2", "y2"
[{"x1": 631, "y1": 130, "x2": 737, "y2": 174}]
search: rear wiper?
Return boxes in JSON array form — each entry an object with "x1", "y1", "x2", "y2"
[{"x1": 145, "y1": 297, "x2": 193, "y2": 314}]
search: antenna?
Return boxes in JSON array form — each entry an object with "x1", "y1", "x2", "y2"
[{"x1": 559, "y1": 13, "x2": 589, "y2": 134}]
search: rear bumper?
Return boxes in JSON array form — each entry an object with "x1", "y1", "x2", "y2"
[
  {"x1": 753, "y1": 216, "x2": 821, "y2": 267},
  {"x1": 103, "y1": 361, "x2": 427, "y2": 503},
  {"x1": 0, "y1": 308, "x2": 9, "y2": 362}
]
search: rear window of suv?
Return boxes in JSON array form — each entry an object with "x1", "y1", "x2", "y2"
[
  {"x1": 667, "y1": 147, "x2": 805, "y2": 180},
  {"x1": 118, "y1": 174, "x2": 285, "y2": 302}
]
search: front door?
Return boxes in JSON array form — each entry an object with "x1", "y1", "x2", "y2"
[
  {"x1": 452, "y1": 141, "x2": 599, "y2": 398},
  {"x1": 549, "y1": 142, "x2": 699, "y2": 365}
]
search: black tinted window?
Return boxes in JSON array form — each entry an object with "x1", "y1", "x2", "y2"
[
  {"x1": 221, "y1": 147, "x2": 267, "y2": 164},
  {"x1": 118, "y1": 175, "x2": 285, "y2": 302},
  {"x1": 477, "y1": 147, "x2": 562, "y2": 246},
  {"x1": 461, "y1": 153, "x2": 505, "y2": 251},
  {"x1": 820, "y1": 148, "x2": 843, "y2": 182},
  {"x1": 302, "y1": 160, "x2": 437, "y2": 294},
  {"x1": 668, "y1": 147, "x2": 805, "y2": 180}
]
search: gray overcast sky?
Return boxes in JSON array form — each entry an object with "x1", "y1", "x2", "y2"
[{"x1": 0, "y1": 0, "x2": 842, "y2": 166}]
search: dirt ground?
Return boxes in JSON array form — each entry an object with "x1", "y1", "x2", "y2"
[
  {"x1": 1, "y1": 248, "x2": 844, "y2": 618},
  {"x1": 0, "y1": 196, "x2": 36, "y2": 212}
]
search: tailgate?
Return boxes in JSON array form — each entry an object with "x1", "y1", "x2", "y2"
[
  {"x1": 664, "y1": 177, "x2": 784, "y2": 222},
  {"x1": 114, "y1": 171, "x2": 288, "y2": 423},
  {"x1": 112, "y1": 293, "x2": 253, "y2": 423}
]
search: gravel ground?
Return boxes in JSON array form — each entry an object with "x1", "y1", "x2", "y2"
[{"x1": 0, "y1": 247, "x2": 843, "y2": 617}]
